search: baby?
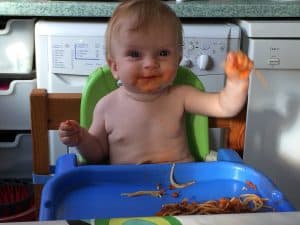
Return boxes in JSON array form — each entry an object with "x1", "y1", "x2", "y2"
[{"x1": 59, "y1": 0, "x2": 253, "y2": 164}]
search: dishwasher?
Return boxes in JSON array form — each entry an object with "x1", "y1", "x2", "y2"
[{"x1": 238, "y1": 20, "x2": 300, "y2": 210}]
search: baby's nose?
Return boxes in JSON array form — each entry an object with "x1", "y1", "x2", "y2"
[{"x1": 144, "y1": 56, "x2": 159, "y2": 69}]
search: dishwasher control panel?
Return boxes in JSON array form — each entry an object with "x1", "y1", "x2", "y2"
[
  {"x1": 50, "y1": 36, "x2": 106, "y2": 76},
  {"x1": 181, "y1": 37, "x2": 228, "y2": 76},
  {"x1": 181, "y1": 23, "x2": 240, "y2": 92},
  {"x1": 181, "y1": 23, "x2": 240, "y2": 77}
]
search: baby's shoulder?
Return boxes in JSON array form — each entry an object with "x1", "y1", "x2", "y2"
[
  {"x1": 94, "y1": 89, "x2": 119, "y2": 111},
  {"x1": 170, "y1": 84, "x2": 198, "y2": 95}
]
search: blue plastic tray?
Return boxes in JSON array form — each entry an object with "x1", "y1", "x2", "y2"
[{"x1": 39, "y1": 150, "x2": 295, "y2": 220}]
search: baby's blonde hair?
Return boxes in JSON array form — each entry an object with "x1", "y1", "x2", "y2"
[{"x1": 105, "y1": 0, "x2": 183, "y2": 61}]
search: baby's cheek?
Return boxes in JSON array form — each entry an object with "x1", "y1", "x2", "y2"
[
  {"x1": 127, "y1": 74, "x2": 139, "y2": 87},
  {"x1": 162, "y1": 70, "x2": 175, "y2": 83}
]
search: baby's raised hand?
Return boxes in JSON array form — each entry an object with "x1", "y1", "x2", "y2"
[
  {"x1": 224, "y1": 51, "x2": 253, "y2": 80},
  {"x1": 58, "y1": 120, "x2": 82, "y2": 146}
]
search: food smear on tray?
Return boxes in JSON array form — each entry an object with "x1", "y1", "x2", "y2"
[
  {"x1": 245, "y1": 180, "x2": 257, "y2": 190},
  {"x1": 156, "y1": 194, "x2": 273, "y2": 216},
  {"x1": 121, "y1": 163, "x2": 195, "y2": 198}
]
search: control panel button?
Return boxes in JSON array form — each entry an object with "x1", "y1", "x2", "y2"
[
  {"x1": 268, "y1": 58, "x2": 280, "y2": 65},
  {"x1": 197, "y1": 54, "x2": 210, "y2": 70},
  {"x1": 188, "y1": 44, "x2": 194, "y2": 50},
  {"x1": 200, "y1": 43, "x2": 210, "y2": 50}
]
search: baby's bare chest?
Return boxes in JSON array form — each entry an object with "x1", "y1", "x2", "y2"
[{"x1": 106, "y1": 98, "x2": 185, "y2": 141}]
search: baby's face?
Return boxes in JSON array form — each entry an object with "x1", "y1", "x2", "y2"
[{"x1": 109, "y1": 21, "x2": 181, "y2": 94}]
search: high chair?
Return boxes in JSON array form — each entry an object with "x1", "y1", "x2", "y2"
[{"x1": 30, "y1": 66, "x2": 246, "y2": 219}]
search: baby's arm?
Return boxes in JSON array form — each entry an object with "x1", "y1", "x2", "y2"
[
  {"x1": 80, "y1": 104, "x2": 109, "y2": 163},
  {"x1": 216, "y1": 51, "x2": 253, "y2": 116},
  {"x1": 58, "y1": 111, "x2": 108, "y2": 163},
  {"x1": 183, "y1": 51, "x2": 253, "y2": 117}
]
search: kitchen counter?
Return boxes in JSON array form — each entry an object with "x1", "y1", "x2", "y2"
[{"x1": 0, "y1": 0, "x2": 300, "y2": 18}]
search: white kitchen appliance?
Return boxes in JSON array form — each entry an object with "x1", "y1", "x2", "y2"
[
  {"x1": 35, "y1": 20, "x2": 107, "y2": 166},
  {"x1": 35, "y1": 21, "x2": 240, "y2": 166},
  {"x1": 181, "y1": 23, "x2": 240, "y2": 151},
  {"x1": 35, "y1": 20, "x2": 107, "y2": 93},
  {"x1": 239, "y1": 20, "x2": 300, "y2": 210}
]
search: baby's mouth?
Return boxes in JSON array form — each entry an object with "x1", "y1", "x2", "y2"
[{"x1": 139, "y1": 74, "x2": 160, "y2": 80}]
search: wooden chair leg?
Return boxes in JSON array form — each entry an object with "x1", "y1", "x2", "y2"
[{"x1": 30, "y1": 89, "x2": 51, "y2": 219}]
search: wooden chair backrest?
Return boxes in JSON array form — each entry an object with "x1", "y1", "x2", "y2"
[{"x1": 30, "y1": 88, "x2": 246, "y2": 217}]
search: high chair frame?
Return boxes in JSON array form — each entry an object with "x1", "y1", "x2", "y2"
[{"x1": 30, "y1": 88, "x2": 246, "y2": 218}]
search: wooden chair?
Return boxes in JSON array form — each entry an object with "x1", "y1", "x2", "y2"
[{"x1": 30, "y1": 88, "x2": 246, "y2": 219}]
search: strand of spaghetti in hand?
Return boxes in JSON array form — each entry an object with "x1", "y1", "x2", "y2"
[
  {"x1": 170, "y1": 163, "x2": 195, "y2": 189},
  {"x1": 121, "y1": 189, "x2": 165, "y2": 198},
  {"x1": 253, "y1": 68, "x2": 268, "y2": 88}
]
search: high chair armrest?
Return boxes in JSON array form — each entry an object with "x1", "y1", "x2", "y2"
[
  {"x1": 217, "y1": 148, "x2": 243, "y2": 163},
  {"x1": 55, "y1": 153, "x2": 78, "y2": 175}
]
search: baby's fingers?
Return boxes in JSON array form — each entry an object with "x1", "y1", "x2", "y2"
[
  {"x1": 236, "y1": 51, "x2": 253, "y2": 72},
  {"x1": 224, "y1": 52, "x2": 239, "y2": 77},
  {"x1": 225, "y1": 51, "x2": 253, "y2": 79},
  {"x1": 58, "y1": 128, "x2": 79, "y2": 138},
  {"x1": 60, "y1": 136, "x2": 80, "y2": 146},
  {"x1": 59, "y1": 120, "x2": 79, "y2": 131},
  {"x1": 58, "y1": 120, "x2": 81, "y2": 146}
]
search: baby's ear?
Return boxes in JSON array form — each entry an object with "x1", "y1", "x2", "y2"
[{"x1": 108, "y1": 58, "x2": 119, "y2": 80}]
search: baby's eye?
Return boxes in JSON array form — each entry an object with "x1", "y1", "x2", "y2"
[
  {"x1": 159, "y1": 50, "x2": 170, "y2": 57},
  {"x1": 128, "y1": 51, "x2": 141, "y2": 58}
]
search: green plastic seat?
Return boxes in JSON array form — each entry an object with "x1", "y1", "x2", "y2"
[{"x1": 80, "y1": 65, "x2": 209, "y2": 161}]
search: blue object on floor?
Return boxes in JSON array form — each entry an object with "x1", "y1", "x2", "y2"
[{"x1": 39, "y1": 149, "x2": 295, "y2": 221}]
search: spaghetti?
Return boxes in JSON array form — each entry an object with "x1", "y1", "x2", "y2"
[
  {"x1": 169, "y1": 163, "x2": 195, "y2": 189},
  {"x1": 121, "y1": 190, "x2": 165, "y2": 198},
  {"x1": 156, "y1": 194, "x2": 271, "y2": 216}
]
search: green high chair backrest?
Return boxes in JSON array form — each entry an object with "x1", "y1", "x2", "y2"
[{"x1": 80, "y1": 65, "x2": 209, "y2": 161}]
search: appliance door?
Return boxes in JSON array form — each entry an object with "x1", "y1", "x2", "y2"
[{"x1": 244, "y1": 39, "x2": 300, "y2": 210}]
